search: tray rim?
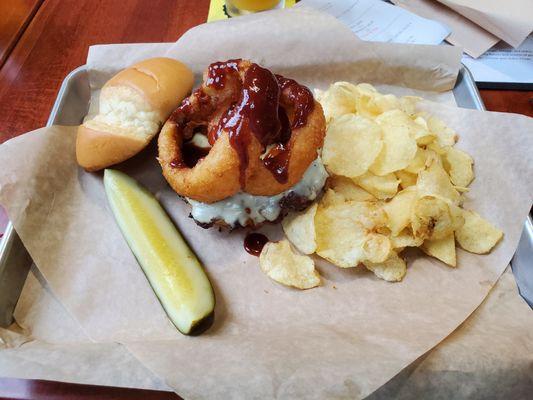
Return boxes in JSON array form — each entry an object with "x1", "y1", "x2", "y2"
[
  {"x1": 0, "y1": 65, "x2": 88, "y2": 272},
  {"x1": 0, "y1": 63, "x2": 530, "y2": 326},
  {"x1": 46, "y1": 65, "x2": 88, "y2": 127}
]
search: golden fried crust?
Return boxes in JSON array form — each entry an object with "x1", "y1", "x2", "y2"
[
  {"x1": 243, "y1": 100, "x2": 325, "y2": 195},
  {"x1": 158, "y1": 122, "x2": 238, "y2": 202},
  {"x1": 158, "y1": 60, "x2": 326, "y2": 202},
  {"x1": 159, "y1": 121, "x2": 263, "y2": 203}
]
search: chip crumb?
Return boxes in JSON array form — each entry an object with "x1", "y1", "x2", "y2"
[{"x1": 282, "y1": 203, "x2": 318, "y2": 254}]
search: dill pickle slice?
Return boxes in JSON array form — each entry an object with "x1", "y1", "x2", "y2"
[{"x1": 104, "y1": 169, "x2": 215, "y2": 335}]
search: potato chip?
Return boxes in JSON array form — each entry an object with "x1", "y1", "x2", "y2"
[
  {"x1": 356, "y1": 83, "x2": 378, "y2": 96},
  {"x1": 354, "y1": 201, "x2": 388, "y2": 231},
  {"x1": 355, "y1": 172, "x2": 400, "y2": 199},
  {"x1": 321, "y1": 188, "x2": 346, "y2": 207},
  {"x1": 315, "y1": 204, "x2": 367, "y2": 268},
  {"x1": 370, "y1": 110, "x2": 418, "y2": 175},
  {"x1": 377, "y1": 109, "x2": 434, "y2": 144},
  {"x1": 355, "y1": 85, "x2": 406, "y2": 118},
  {"x1": 363, "y1": 233, "x2": 392, "y2": 263},
  {"x1": 306, "y1": 81, "x2": 494, "y2": 280},
  {"x1": 443, "y1": 147, "x2": 474, "y2": 187},
  {"x1": 282, "y1": 204, "x2": 318, "y2": 255},
  {"x1": 319, "y1": 82, "x2": 359, "y2": 122},
  {"x1": 383, "y1": 188, "x2": 417, "y2": 235},
  {"x1": 427, "y1": 115, "x2": 457, "y2": 146},
  {"x1": 353, "y1": 84, "x2": 381, "y2": 117},
  {"x1": 329, "y1": 175, "x2": 375, "y2": 201},
  {"x1": 448, "y1": 201, "x2": 465, "y2": 227},
  {"x1": 413, "y1": 115, "x2": 428, "y2": 129},
  {"x1": 427, "y1": 142, "x2": 447, "y2": 156},
  {"x1": 416, "y1": 160, "x2": 461, "y2": 204},
  {"x1": 422, "y1": 233, "x2": 456, "y2": 267},
  {"x1": 371, "y1": 94, "x2": 401, "y2": 116},
  {"x1": 455, "y1": 210, "x2": 503, "y2": 254},
  {"x1": 425, "y1": 149, "x2": 443, "y2": 166},
  {"x1": 390, "y1": 228, "x2": 423, "y2": 249},
  {"x1": 259, "y1": 240, "x2": 321, "y2": 289},
  {"x1": 409, "y1": 116, "x2": 435, "y2": 145},
  {"x1": 322, "y1": 114, "x2": 383, "y2": 178},
  {"x1": 364, "y1": 251, "x2": 407, "y2": 282},
  {"x1": 399, "y1": 96, "x2": 421, "y2": 115},
  {"x1": 315, "y1": 201, "x2": 387, "y2": 267},
  {"x1": 411, "y1": 195, "x2": 462, "y2": 240},
  {"x1": 395, "y1": 170, "x2": 417, "y2": 189},
  {"x1": 404, "y1": 148, "x2": 428, "y2": 174}
]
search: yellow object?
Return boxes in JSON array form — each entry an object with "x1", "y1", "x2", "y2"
[
  {"x1": 104, "y1": 169, "x2": 215, "y2": 335},
  {"x1": 422, "y1": 234, "x2": 457, "y2": 267},
  {"x1": 231, "y1": 0, "x2": 281, "y2": 12},
  {"x1": 207, "y1": 0, "x2": 295, "y2": 22}
]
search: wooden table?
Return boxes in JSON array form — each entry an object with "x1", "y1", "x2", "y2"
[
  {"x1": 0, "y1": 1, "x2": 531, "y2": 398},
  {"x1": 0, "y1": 0, "x2": 531, "y2": 143}
]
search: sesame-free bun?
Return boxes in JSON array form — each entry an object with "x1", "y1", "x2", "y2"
[{"x1": 76, "y1": 57, "x2": 193, "y2": 171}]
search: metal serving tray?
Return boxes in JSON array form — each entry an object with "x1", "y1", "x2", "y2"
[{"x1": 0, "y1": 65, "x2": 531, "y2": 327}]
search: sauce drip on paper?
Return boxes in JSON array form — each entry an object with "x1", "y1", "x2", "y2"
[{"x1": 244, "y1": 232, "x2": 269, "y2": 256}]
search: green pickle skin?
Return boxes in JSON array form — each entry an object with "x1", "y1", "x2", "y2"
[{"x1": 104, "y1": 169, "x2": 215, "y2": 335}]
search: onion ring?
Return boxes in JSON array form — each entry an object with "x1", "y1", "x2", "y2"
[{"x1": 158, "y1": 59, "x2": 325, "y2": 203}]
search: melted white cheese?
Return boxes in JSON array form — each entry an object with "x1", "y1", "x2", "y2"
[{"x1": 188, "y1": 158, "x2": 327, "y2": 227}]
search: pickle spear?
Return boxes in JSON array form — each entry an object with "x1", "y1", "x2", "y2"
[{"x1": 104, "y1": 169, "x2": 215, "y2": 335}]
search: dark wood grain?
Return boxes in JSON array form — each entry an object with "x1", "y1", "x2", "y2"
[
  {"x1": 0, "y1": 0, "x2": 210, "y2": 143},
  {"x1": 0, "y1": 0, "x2": 43, "y2": 67},
  {"x1": 0, "y1": 0, "x2": 530, "y2": 144},
  {"x1": 0, "y1": 378, "x2": 180, "y2": 400},
  {"x1": 0, "y1": 1, "x2": 209, "y2": 397},
  {"x1": 480, "y1": 89, "x2": 533, "y2": 117}
]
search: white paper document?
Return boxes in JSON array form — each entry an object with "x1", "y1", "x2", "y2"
[
  {"x1": 462, "y1": 34, "x2": 533, "y2": 86},
  {"x1": 298, "y1": 0, "x2": 451, "y2": 45}
]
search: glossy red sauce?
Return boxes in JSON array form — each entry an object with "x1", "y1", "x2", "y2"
[
  {"x1": 170, "y1": 59, "x2": 314, "y2": 187},
  {"x1": 244, "y1": 232, "x2": 269, "y2": 256},
  {"x1": 206, "y1": 59, "x2": 240, "y2": 90},
  {"x1": 262, "y1": 143, "x2": 291, "y2": 183},
  {"x1": 276, "y1": 75, "x2": 314, "y2": 129},
  {"x1": 211, "y1": 62, "x2": 284, "y2": 185}
]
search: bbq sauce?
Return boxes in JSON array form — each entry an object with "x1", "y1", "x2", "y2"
[
  {"x1": 169, "y1": 89, "x2": 211, "y2": 124},
  {"x1": 212, "y1": 63, "x2": 283, "y2": 186},
  {"x1": 276, "y1": 75, "x2": 314, "y2": 129},
  {"x1": 171, "y1": 60, "x2": 315, "y2": 187},
  {"x1": 262, "y1": 143, "x2": 291, "y2": 183},
  {"x1": 260, "y1": 106, "x2": 292, "y2": 183},
  {"x1": 206, "y1": 59, "x2": 241, "y2": 90},
  {"x1": 244, "y1": 233, "x2": 269, "y2": 256}
]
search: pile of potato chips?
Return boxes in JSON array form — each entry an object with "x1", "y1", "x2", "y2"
[{"x1": 260, "y1": 82, "x2": 503, "y2": 288}]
